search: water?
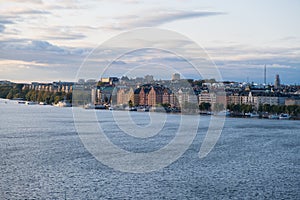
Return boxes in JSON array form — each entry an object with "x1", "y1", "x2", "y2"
[{"x1": 0, "y1": 99, "x2": 299, "y2": 199}]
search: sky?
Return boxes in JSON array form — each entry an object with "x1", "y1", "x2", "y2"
[{"x1": 0, "y1": 0, "x2": 299, "y2": 84}]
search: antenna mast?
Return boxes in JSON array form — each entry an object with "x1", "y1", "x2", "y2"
[{"x1": 264, "y1": 64, "x2": 266, "y2": 85}]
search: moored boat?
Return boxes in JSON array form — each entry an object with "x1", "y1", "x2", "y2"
[
  {"x1": 84, "y1": 103, "x2": 95, "y2": 109},
  {"x1": 95, "y1": 104, "x2": 106, "y2": 109},
  {"x1": 268, "y1": 114, "x2": 279, "y2": 119},
  {"x1": 216, "y1": 110, "x2": 230, "y2": 116},
  {"x1": 25, "y1": 101, "x2": 37, "y2": 105},
  {"x1": 245, "y1": 112, "x2": 260, "y2": 118},
  {"x1": 279, "y1": 113, "x2": 291, "y2": 120},
  {"x1": 54, "y1": 100, "x2": 71, "y2": 107}
]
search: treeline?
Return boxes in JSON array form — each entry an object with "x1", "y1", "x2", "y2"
[
  {"x1": 0, "y1": 84, "x2": 72, "y2": 104},
  {"x1": 199, "y1": 102, "x2": 299, "y2": 116},
  {"x1": 227, "y1": 104, "x2": 254, "y2": 113},
  {"x1": 257, "y1": 104, "x2": 300, "y2": 116},
  {"x1": 227, "y1": 103, "x2": 300, "y2": 116}
]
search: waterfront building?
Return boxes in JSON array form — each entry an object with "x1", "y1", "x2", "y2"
[
  {"x1": 226, "y1": 93, "x2": 242, "y2": 105},
  {"x1": 139, "y1": 87, "x2": 148, "y2": 106},
  {"x1": 116, "y1": 87, "x2": 134, "y2": 106},
  {"x1": 172, "y1": 73, "x2": 180, "y2": 81},
  {"x1": 162, "y1": 88, "x2": 172, "y2": 104},
  {"x1": 148, "y1": 86, "x2": 164, "y2": 106},
  {"x1": 198, "y1": 91, "x2": 217, "y2": 105},
  {"x1": 285, "y1": 98, "x2": 300, "y2": 106}
]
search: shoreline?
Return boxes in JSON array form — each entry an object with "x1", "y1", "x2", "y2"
[{"x1": 1, "y1": 98, "x2": 299, "y2": 120}]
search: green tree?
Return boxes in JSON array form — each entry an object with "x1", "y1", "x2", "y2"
[
  {"x1": 54, "y1": 96, "x2": 61, "y2": 104},
  {"x1": 199, "y1": 102, "x2": 211, "y2": 111},
  {"x1": 262, "y1": 104, "x2": 271, "y2": 113},
  {"x1": 37, "y1": 91, "x2": 45, "y2": 102},
  {"x1": 0, "y1": 85, "x2": 12, "y2": 98},
  {"x1": 214, "y1": 103, "x2": 225, "y2": 112},
  {"x1": 128, "y1": 100, "x2": 133, "y2": 108},
  {"x1": 241, "y1": 104, "x2": 253, "y2": 113},
  {"x1": 6, "y1": 91, "x2": 13, "y2": 99}
]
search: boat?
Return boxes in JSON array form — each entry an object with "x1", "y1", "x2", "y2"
[
  {"x1": 279, "y1": 113, "x2": 291, "y2": 120},
  {"x1": 25, "y1": 101, "x2": 37, "y2": 105},
  {"x1": 129, "y1": 107, "x2": 137, "y2": 111},
  {"x1": 215, "y1": 110, "x2": 230, "y2": 116},
  {"x1": 84, "y1": 103, "x2": 95, "y2": 109},
  {"x1": 54, "y1": 100, "x2": 72, "y2": 107},
  {"x1": 95, "y1": 104, "x2": 106, "y2": 109},
  {"x1": 109, "y1": 106, "x2": 114, "y2": 110},
  {"x1": 199, "y1": 111, "x2": 213, "y2": 115},
  {"x1": 143, "y1": 107, "x2": 149, "y2": 112},
  {"x1": 261, "y1": 112, "x2": 269, "y2": 118},
  {"x1": 137, "y1": 106, "x2": 149, "y2": 112},
  {"x1": 245, "y1": 112, "x2": 259, "y2": 118},
  {"x1": 268, "y1": 114, "x2": 279, "y2": 119},
  {"x1": 39, "y1": 102, "x2": 47, "y2": 105}
]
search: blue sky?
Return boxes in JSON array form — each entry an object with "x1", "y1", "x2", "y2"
[{"x1": 0, "y1": 0, "x2": 299, "y2": 84}]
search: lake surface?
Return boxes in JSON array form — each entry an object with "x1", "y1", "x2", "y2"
[{"x1": 0, "y1": 99, "x2": 299, "y2": 199}]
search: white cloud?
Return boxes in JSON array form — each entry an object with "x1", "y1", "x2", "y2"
[
  {"x1": 8, "y1": 0, "x2": 43, "y2": 4},
  {"x1": 101, "y1": 10, "x2": 225, "y2": 30}
]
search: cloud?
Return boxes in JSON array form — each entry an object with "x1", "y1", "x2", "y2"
[
  {"x1": 0, "y1": 19, "x2": 14, "y2": 24},
  {"x1": 203, "y1": 44, "x2": 300, "y2": 83},
  {"x1": 28, "y1": 26, "x2": 91, "y2": 41},
  {"x1": 0, "y1": 24, "x2": 5, "y2": 33},
  {"x1": 0, "y1": 39, "x2": 93, "y2": 82},
  {"x1": 0, "y1": 39, "x2": 91, "y2": 66},
  {"x1": 2, "y1": 8, "x2": 51, "y2": 15},
  {"x1": 0, "y1": 37, "x2": 299, "y2": 84},
  {"x1": 102, "y1": 10, "x2": 225, "y2": 30},
  {"x1": 0, "y1": 8, "x2": 50, "y2": 35},
  {"x1": 0, "y1": 18, "x2": 15, "y2": 33},
  {"x1": 8, "y1": 0, "x2": 43, "y2": 4}
]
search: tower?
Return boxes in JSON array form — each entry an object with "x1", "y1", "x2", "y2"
[
  {"x1": 274, "y1": 74, "x2": 280, "y2": 89},
  {"x1": 264, "y1": 64, "x2": 266, "y2": 85},
  {"x1": 172, "y1": 73, "x2": 180, "y2": 81}
]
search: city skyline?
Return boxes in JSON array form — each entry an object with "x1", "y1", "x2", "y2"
[
  {"x1": 0, "y1": 0, "x2": 300, "y2": 84},
  {"x1": 0, "y1": 73, "x2": 296, "y2": 86}
]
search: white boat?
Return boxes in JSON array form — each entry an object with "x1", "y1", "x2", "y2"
[
  {"x1": 137, "y1": 107, "x2": 150, "y2": 112},
  {"x1": 268, "y1": 114, "x2": 279, "y2": 119},
  {"x1": 279, "y1": 113, "x2": 291, "y2": 120},
  {"x1": 84, "y1": 103, "x2": 95, "y2": 109},
  {"x1": 129, "y1": 107, "x2": 137, "y2": 111},
  {"x1": 25, "y1": 101, "x2": 37, "y2": 105},
  {"x1": 216, "y1": 110, "x2": 230, "y2": 116},
  {"x1": 245, "y1": 112, "x2": 259, "y2": 118},
  {"x1": 109, "y1": 106, "x2": 114, "y2": 110},
  {"x1": 39, "y1": 102, "x2": 47, "y2": 105},
  {"x1": 54, "y1": 101, "x2": 72, "y2": 107}
]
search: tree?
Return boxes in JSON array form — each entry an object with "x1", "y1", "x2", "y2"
[
  {"x1": 6, "y1": 91, "x2": 13, "y2": 99},
  {"x1": 0, "y1": 85, "x2": 12, "y2": 98},
  {"x1": 214, "y1": 103, "x2": 225, "y2": 112},
  {"x1": 128, "y1": 100, "x2": 133, "y2": 108},
  {"x1": 37, "y1": 91, "x2": 45, "y2": 102},
  {"x1": 54, "y1": 96, "x2": 61, "y2": 104},
  {"x1": 199, "y1": 102, "x2": 211, "y2": 111},
  {"x1": 262, "y1": 104, "x2": 271, "y2": 113},
  {"x1": 240, "y1": 104, "x2": 253, "y2": 113}
]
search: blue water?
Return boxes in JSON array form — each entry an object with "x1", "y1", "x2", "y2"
[{"x1": 0, "y1": 99, "x2": 299, "y2": 199}]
